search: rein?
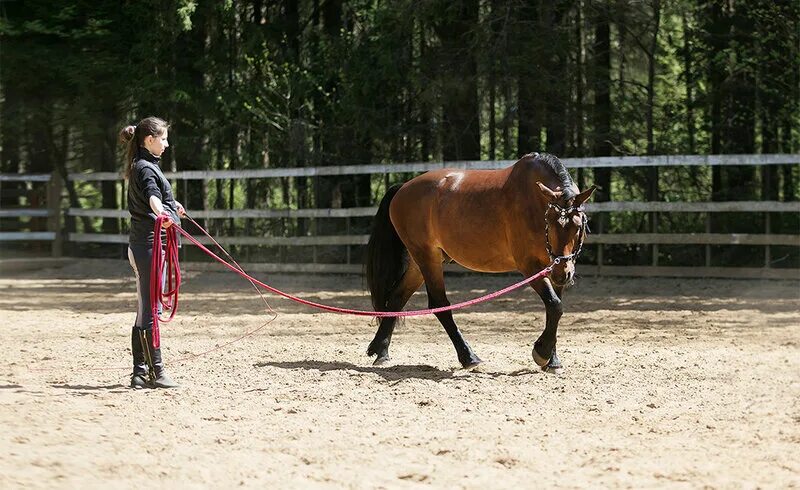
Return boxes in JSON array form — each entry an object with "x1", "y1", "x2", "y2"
[{"x1": 148, "y1": 215, "x2": 558, "y2": 346}]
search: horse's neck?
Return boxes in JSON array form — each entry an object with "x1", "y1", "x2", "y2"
[{"x1": 506, "y1": 163, "x2": 553, "y2": 212}]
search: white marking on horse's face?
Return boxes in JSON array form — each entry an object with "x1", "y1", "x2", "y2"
[{"x1": 443, "y1": 172, "x2": 465, "y2": 191}]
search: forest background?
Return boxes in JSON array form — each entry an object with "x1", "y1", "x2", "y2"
[{"x1": 1, "y1": 0, "x2": 798, "y2": 267}]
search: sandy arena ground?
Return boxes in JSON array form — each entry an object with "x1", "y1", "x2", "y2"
[{"x1": 1, "y1": 259, "x2": 798, "y2": 488}]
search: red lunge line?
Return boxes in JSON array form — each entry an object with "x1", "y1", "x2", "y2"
[
  {"x1": 150, "y1": 216, "x2": 182, "y2": 348},
  {"x1": 150, "y1": 215, "x2": 554, "y2": 325}
]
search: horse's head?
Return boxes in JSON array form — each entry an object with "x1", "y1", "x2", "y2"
[{"x1": 536, "y1": 181, "x2": 596, "y2": 287}]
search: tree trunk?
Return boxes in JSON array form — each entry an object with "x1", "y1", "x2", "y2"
[
  {"x1": 174, "y1": 1, "x2": 209, "y2": 217},
  {"x1": 99, "y1": 104, "x2": 119, "y2": 234},
  {"x1": 488, "y1": 51, "x2": 497, "y2": 160},
  {"x1": 756, "y1": 0, "x2": 793, "y2": 202},
  {"x1": 316, "y1": 0, "x2": 343, "y2": 214},
  {"x1": 646, "y1": 0, "x2": 661, "y2": 156},
  {"x1": 781, "y1": 98, "x2": 796, "y2": 201},
  {"x1": 681, "y1": 11, "x2": 695, "y2": 153},
  {"x1": 592, "y1": 0, "x2": 612, "y2": 199},
  {"x1": 49, "y1": 126, "x2": 93, "y2": 238},
  {"x1": 574, "y1": 0, "x2": 585, "y2": 157},
  {"x1": 516, "y1": 1, "x2": 542, "y2": 155},
  {"x1": 544, "y1": 1, "x2": 570, "y2": 156},
  {"x1": 26, "y1": 101, "x2": 56, "y2": 240},
  {"x1": 705, "y1": 0, "x2": 726, "y2": 201},
  {"x1": 590, "y1": 0, "x2": 612, "y2": 267},
  {"x1": 646, "y1": 0, "x2": 662, "y2": 265},
  {"x1": 723, "y1": 0, "x2": 757, "y2": 200},
  {"x1": 617, "y1": 1, "x2": 627, "y2": 147},
  {"x1": 501, "y1": 4, "x2": 513, "y2": 160},
  {"x1": 227, "y1": 7, "x2": 238, "y2": 235},
  {"x1": 0, "y1": 80, "x2": 22, "y2": 216},
  {"x1": 417, "y1": 17, "x2": 432, "y2": 162},
  {"x1": 437, "y1": 0, "x2": 481, "y2": 161}
]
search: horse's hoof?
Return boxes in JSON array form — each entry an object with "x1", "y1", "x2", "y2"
[
  {"x1": 542, "y1": 365, "x2": 563, "y2": 375},
  {"x1": 373, "y1": 356, "x2": 391, "y2": 366},
  {"x1": 461, "y1": 359, "x2": 482, "y2": 371},
  {"x1": 531, "y1": 348, "x2": 550, "y2": 367}
]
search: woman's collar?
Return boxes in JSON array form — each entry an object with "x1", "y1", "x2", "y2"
[{"x1": 138, "y1": 147, "x2": 160, "y2": 164}]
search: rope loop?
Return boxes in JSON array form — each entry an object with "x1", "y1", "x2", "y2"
[{"x1": 150, "y1": 215, "x2": 181, "y2": 348}]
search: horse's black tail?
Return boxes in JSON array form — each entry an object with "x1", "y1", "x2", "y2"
[{"x1": 366, "y1": 184, "x2": 406, "y2": 312}]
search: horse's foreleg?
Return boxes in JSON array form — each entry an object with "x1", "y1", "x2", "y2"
[
  {"x1": 531, "y1": 279, "x2": 564, "y2": 370},
  {"x1": 367, "y1": 264, "x2": 424, "y2": 365},
  {"x1": 417, "y1": 255, "x2": 482, "y2": 369},
  {"x1": 546, "y1": 344, "x2": 563, "y2": 374}
]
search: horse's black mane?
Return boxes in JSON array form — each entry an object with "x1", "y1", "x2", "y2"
[{"x1": 526, "y1": 152, "x2": 576, "y2": 201}]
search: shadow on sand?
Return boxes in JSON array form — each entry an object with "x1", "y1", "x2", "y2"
[
  {"x1": 49, "y1": 383, "x2": 128, "y2": 394},
  {"x1": 253, "y1": 360, "x2": 544, "y2": 383}
]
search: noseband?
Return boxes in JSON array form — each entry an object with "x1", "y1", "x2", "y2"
[{"x1": 544, "y1": 202, "x2": 588, "y2": 265}]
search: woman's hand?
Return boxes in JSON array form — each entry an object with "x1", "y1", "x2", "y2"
[
  {"x1": 176, "y1": 201, "x2": 186, "y2": 217},
  {"x1": 160, "y1": 212, "x2": 173, "y2": 228}
]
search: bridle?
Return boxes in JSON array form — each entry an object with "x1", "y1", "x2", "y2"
[{"x1": 544, "y1": 202, "x2": 588, "y2": 265}]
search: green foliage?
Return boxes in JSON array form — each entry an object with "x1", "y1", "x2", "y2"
[{"x1": 1, "y1": 0, "x2": 798, "y2": 265}]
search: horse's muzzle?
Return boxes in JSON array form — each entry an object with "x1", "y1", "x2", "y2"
[
  {"x1": 550, "y1": 264, "x2": 575, "y2": 288},
  {"x1": 550, "y1": 277, "x2": 575, "y2": 288}
]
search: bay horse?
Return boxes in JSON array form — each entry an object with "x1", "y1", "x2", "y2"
[{"x1": 365, "y1": 152, "x2": 595, "y2": 372}]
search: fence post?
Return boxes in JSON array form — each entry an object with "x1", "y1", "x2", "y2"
[
  {"x1": 652, "y1": 212, "x2": 659, "y2": 266},
  {"x1": 47, "y1": 172, "x2": 63, "y2": 257},
  {"x1": 597, "y1": 218, "x2": 604, "y2": 269},
  {"x1": 649, "y1": 168, "x2": 659, "y2": 267},
  {"x1": 705, "y1": 213, "x2": 712, "y2": 267},
  {"x1": 765, "y1": 212, "x2": 771, "y2": 268}
]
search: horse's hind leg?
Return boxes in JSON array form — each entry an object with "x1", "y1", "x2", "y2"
[
  {"x1": 416, "y1": 251, "x2": 482, "y2": 369},
  {"x1": 367, "y1": 264, "x2": 424, "y2": 365}
]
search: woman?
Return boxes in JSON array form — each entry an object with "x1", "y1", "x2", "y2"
[{"x1": 119, "y1": 116, "x2": 185, "y2": 389}]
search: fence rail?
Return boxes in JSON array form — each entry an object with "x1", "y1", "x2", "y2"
[
  {"x1": 63, "y1": 153, "x2": 800, "y2": 181},
  {"x1": 0, "y1": 232, "x2": 56, "y2": 241},
  {"x1": 2, "y1": 154, "x2": 799, "y2": 279},
  {"x1": 0, "y1": 174, "x2": 52, "y2": 182},
  {"x1": 66, "y1": 200, "x2": 800, "y2": 219},
  {"x1": 0, "y1": 209, "x2": 52, "y2": 218},
  {"x1": 65, "y1": 231, "x2": 800, "y2": 247}
]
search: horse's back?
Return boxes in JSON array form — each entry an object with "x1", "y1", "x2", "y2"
[
  {"x1": 390, "y1": 167, "x2": 511, "y2": 222},
  {"x1": 389, "y1": 166, "x2": 520, "y2": 271}
]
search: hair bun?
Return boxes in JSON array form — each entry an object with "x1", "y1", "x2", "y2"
[{"x1": 118, "y1": 125, "x2": 136, "y2": 144}]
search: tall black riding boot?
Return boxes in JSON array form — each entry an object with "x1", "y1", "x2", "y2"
[
  {"x1": 141, "y1": 329, "x2": 180, "y2": 389},
  {"x1": 131, "y1": 327, "x2": 149, "y2": 389}
]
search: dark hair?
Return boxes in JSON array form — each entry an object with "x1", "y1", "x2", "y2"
[
  {"x1": 118, "y1": 116, "x2": 169, "y2": 179},
  {"x1": 535, "y1": 152, "x2": 576, "y2": 201}
]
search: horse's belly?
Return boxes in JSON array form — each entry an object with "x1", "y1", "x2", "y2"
[
  {"x1": 441, "y1": 239, "x2": 517, "y2": 273},
  {"x1": 452, "y1": 257, "x2": 516, "y2": 273}
]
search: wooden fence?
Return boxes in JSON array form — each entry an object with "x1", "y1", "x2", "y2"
[{"x1": 1, "y1": 154, "x2": 799, "y2": 279}]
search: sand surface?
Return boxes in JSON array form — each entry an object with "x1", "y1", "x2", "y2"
[{"x1": 1, "y1": 259, "x2": 799, "y2": 488}]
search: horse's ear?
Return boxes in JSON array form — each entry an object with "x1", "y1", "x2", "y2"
[
  {"x1": 536, "y1": 182, "x2": 562, "y2": 201},
  {"x1": 574, "y1": 185, "x2": 597, "y2": 206}
]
